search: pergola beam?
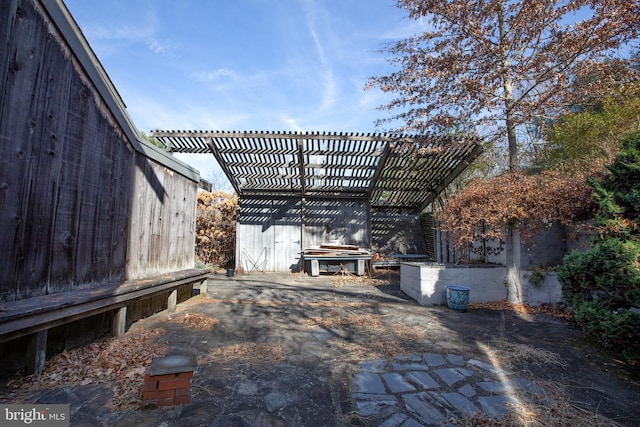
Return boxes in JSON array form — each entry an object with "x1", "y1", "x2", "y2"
[{"x1": 150, "y1": 130, "x2": 483, "y2": 209}]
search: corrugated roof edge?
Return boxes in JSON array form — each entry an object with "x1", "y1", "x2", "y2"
[{"x1": 40, "y1": 0, "x2": 200, "y2": 183}]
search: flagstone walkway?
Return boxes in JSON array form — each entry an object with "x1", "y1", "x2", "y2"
[{"x1": 2, "y1": 272, "x2": 639, "y2": 426}]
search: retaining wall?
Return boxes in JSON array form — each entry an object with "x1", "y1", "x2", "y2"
[{"x1": 400, "y1": 263, "x2": 563, "y2": 307}]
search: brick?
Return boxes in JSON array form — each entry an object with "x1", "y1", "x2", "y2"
[
  {"x1": 142, "y1": 399, "x2": 159, "y2": 407},
  {"x1": 149, "y1": 373, "x2": 178, "y2": 382},
  {"x1": 141, "y1": 381, "x2": 158, "y2": 392},
  {"x1": 175, "y1": 394, "x2": 191, "y2": 405},
  {"x1": 158, "y1": 397, "x2": 175, "y2": 407},
  {"x1": 174, "y1": 387, "x2": 191, "y2": 397},
  {"x1": 158, "y1": 378, "x2": 190, "y2": 391},
  {"x1": 178, "y1": 371, "x2": 193, "y2": 380},
  {"x1": 143, "y1": 389, "x2": 175, "y2": 400}
]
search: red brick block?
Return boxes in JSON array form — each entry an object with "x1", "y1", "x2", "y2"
[
  {"x1": 143, "y1": 389, "x2": 175, "y2": 401},
  {"x1": 149, "y1": 373, "x2": 178, "y2": 382},
  {"x1": 158, "y1": 397, "x2": 175, "y2": 407},
  {"x1": 141, "y1": 381, "x2": 158, "y2": 392},
  {"x1": 178, "y1": 371, "x2": 193, "y2": 380},
  {"x1": 143, "y1": 363, "x2": 195, "y2": 406},
  {"x1": 174, "y1": 387, "x2": 190, "y2": 397},
  {"x1": 158, "y1": 378, "x2": 191, "y2": 391},
  {"x1": 175, "y1": 394, "x2": 191, "y2": 405},
  {"x1": 142, "y1": 398, "x2": 159, "y2": 407}
]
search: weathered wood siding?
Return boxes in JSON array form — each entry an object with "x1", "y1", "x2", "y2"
[
  {"x1": 303, "y1": 199, "x2": 370, "y2": 249},
  {"x1": 0, "y1": 0, "x2": 197, "y2": 302},
  {"x1": 127, "y1": 159, "x2": 196, "y2": 278},
  {"x1": 371, "y1": 208, "x2": 428, "y2": 256},
  {"x1": 236, "y1": 197, "x2": 301, "y2": 272},
  {"x1": 236, "y1": 197, "x2": 371, "y2": 272}
]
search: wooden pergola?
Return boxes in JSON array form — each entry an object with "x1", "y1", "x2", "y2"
[{"x1": 150, "y1": 131, "x2": 483, "y2": 210}]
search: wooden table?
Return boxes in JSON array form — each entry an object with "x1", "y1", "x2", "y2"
[{"x1": 303, "y1": 254, "x2": 372, "y2": 277}]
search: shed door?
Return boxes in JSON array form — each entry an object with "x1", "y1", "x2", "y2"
[{"x1": 237, "y1": 198, "x2": 302, "y2": 273}]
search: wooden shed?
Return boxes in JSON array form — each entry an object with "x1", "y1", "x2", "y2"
[
  {"x1": 151, "y1": 131, "x2": 483, "y2": 274},
  {"x1": 0, "y1": 0, "x2": 207, "y2": 374}
]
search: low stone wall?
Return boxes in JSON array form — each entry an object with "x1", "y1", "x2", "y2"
[
  {"x1": 510, "y1": 272, "x2": 563, "y2": 305},
  {"x1": 400, "y1": 263, "x2": 563, "y2": 306}
]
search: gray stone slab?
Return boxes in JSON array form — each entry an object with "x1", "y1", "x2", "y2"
[
  {"x1": 149, "y1": 353, "x2": 197, "y2": 375},
  {"x1": 383, "y1": 373, "x2": 416, "y2": 393},
  {"x1": 395, "y1": 354, "x2": 424, "y2": 363},
  {"x1": 423, "y1": 352, "x2": 446, "y2": 367},
  {"x1": 264, "y1": 391, "x2": 292, "y2": 412},
  {"x1": 406, "y1": 371, "x2": 441, "y2": 390},
  {"x1": 392, "y1": 362, "x2": 429, "y2": 371},
  {"x1": 300, "y1": 341, "x2": 326, "y2": 358},
  {"x1": 442, "y1": 392, "x2": 480, "y2": 416},
  {"x1": 400, "y1": 418, "x2": 426, "y2": 427},
  {"x1": 477, "y1": 395, "x2": 519, "y2": 418},
  {"x1": 433, "y1": 368, "x2": 468, "y2": 386},
  {"x1": 446, "y1": 354, "x2": 465, "y2": 366},
  {"x1": 456, "y1": 368, "x2": 475, "y2": 377},
  {"x1": 477, "y1": 380, "x2": 519, "y2": 394},
  {"x1": 402, "y1": 392, "x2": 449, "y2": 425},
  {"x1": 352, "y1": 393, "x2": 399, "y2": 417},
  {"x1": 468, "y1": 359, "x2": 512, "y2": 376},
  {"x1": 458, "y1": 384, "x2": 476, "y2": 398},
  {"x1": 358, "y1": 359, "x2": 388, "y2": 373},
  {"x1": 352, "y1": 372, "x2": 387, "y2": 394},
  {"x1": 236, "y1": 380, "x2": 258, "y2": 395},
  {"x1": 378, "y1": 413, "x2": 409, "y2": 427}
]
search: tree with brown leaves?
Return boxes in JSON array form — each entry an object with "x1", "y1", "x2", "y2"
[
  {"x1": 438, "y1": 170, "x2": 596, "y2": 249},
  {"x1": 367, "y1": 0, "x2": 639, "y2": 171},
  {"x1": 368, "y1": 1, "x2": 639, "y2": 299}
]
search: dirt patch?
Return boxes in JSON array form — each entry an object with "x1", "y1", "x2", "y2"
[
  {"x1": 201, "y1": 343, "x2": 286, "y2": 365},
  {"x1": 168, "y1": 311, "x2": 220, "y2": 329},
  {"x1": 469, "y1": 299, "x2": 575, "y2": 321}
]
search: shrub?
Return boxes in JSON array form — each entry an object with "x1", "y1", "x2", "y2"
[
  {"x1": 558, "y1": 238, "x2": 640, "y2": 310},
  {"x1": 557, "y1": 131, "x2": 640, "y2": 364},
  {"x1": 439, "y1": 170, "x2": 595, "y2": 249},
  {"x1": 195, "y1": 191, "x2": 238, "y2": 268},
  {"x1": 574, "y1": 300, "x2": 640, "y2": 363}
]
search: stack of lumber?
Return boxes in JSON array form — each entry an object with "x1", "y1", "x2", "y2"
[{"x1": 302, "y1": 244, "x2": 371, "y2": 257}]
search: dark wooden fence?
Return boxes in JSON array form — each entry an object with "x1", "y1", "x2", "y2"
[{"x1": 0, "y1": 0, "x2": 199, "y2": 303}]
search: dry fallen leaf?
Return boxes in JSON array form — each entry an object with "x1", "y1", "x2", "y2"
[{"x1": 2, "y1": 328, "x2": 168, "y2": 409}]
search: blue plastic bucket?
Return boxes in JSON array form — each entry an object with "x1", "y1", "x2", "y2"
[{"x1": 446, "y1": 285, "x2": 470, "y2": 312}]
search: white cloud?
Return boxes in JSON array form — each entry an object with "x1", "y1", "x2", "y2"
[
  {"x1": 148, "y1": 39, "x2": 168, "y2": 55},
  {"x1": 280, "y1": 116, "x2": 304, "y2": 132},
  {"x1": 192, "y1": 68, "x2": 239, "y2": 82}
]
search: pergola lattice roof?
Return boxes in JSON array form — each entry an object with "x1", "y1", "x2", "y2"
[{"x1": 151, "y1": 131, "x2": 483, "y2": 210}]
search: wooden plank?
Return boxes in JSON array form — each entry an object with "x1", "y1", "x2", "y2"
[
  {"x1": 25, "y1": 330, "x2": 48, "y2": 375},
  {"x1": 0, "y1": 269, "x2": 209, "y2": 342},
  {"x1": 113, "y1": 306, "x2": 127, "y2": 339},
  {"x1": 48, "y1": 63, "x2": 86, "y2": 293},
  {"x1": 320, "y1": 244, "x2": 361, "y2": 251},
  {"x1": 1, "y1": 0, "x2": 50, "y2": 300},
  {"x1": 167, "y1": 289, "x2": 177, "y2": 313}
]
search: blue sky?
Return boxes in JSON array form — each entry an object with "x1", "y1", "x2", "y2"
[{"x1": 63, "y1": 0, "x2": 421, "y2": 188}]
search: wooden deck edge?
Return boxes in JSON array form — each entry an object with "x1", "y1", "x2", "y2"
[{"x1": 0, "y1": 269, "x2": 209, "y2": 343}]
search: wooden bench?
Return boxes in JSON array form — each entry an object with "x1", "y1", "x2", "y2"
[
  {"x1": 303, "y1": 255, "x2": 372, "y2": 277},
  {"x1": 0, "y1": 268, "x2": 209, "y2": 375}
]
